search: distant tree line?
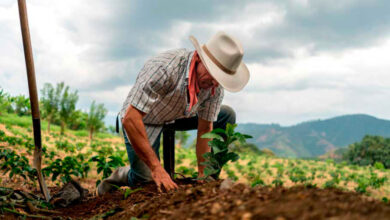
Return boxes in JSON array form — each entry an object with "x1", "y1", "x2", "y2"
[
  {"x1": 0, "y1": 82, "x2": 108, "y2": 141},
  {"x1": 343, "y1": 135, "x2": 390, "y2": 169}
]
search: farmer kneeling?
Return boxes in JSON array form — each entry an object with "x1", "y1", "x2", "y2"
[{"x1": 97, "y1": 31, "x2": 250, "y2": 195}]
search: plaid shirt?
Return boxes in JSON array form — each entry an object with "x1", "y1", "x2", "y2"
[{"x1": 120, "y1": 48, "x2": 224, "y2": 145}]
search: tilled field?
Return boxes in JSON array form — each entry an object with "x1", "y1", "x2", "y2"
[{"x1": 30, "y1": 179, "x2": 390, "y2": 220}]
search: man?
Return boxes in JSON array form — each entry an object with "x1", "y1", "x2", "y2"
[{"x1": 97, "y1": 31, "x2": 250, "y2": 195}]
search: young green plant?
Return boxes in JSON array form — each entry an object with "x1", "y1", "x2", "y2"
[{"x1": 200, "y1": 123, "x2": 252, "y2": 180}]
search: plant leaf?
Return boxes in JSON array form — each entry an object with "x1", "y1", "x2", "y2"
[{"x1": 201, "y1": 132, "x2": 224, "y2": 141}]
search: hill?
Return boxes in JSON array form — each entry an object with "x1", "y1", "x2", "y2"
[{"x1": 236, "y1": 114, "x2": 390, "y2": 158}]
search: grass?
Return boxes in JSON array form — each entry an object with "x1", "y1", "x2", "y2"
[{"x1": 0, "y1": 113, "x2": 61, "y2": 132}]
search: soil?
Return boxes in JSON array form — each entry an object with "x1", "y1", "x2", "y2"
[
  {"x1": 3, "y1": 179, "x2": 390, "y2": 220},
  {"x1": 1, "y1": 179, "x2": 390, "y2": 220}
]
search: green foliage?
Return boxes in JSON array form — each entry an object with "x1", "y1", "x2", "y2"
[
  {"x1": 0, "y1": 89, "x2": 13, "y2": 114},
  {"x1": 272, "y1": 178, "x2": 284, "y2": 187},
  {"x1": 11, "y1": 95, "x2": 31, "y2": 116},
  {"x1": 355, "y1": 176, "x2": 370, "y2": 193},
  {"x1": 0, "y1": 148, "x2": 37, "y2": 182},
  {"x1": 200, "y1": 123, "x2": 252, "y2": 180},
  {"x1": 175, "y1": 131, "x2": 190, "y2": 146},
  {"x1": 68, "y1": 110, "x2": 88, "y2": 130},
  {"x1": 344, "y1": 135, "x2": 390, "y2": 168},
  {"x1": 40, "y1": 82, "x2": 63, "y2": 132},
  {"x1": 288, "y1": 166, "x2": 307, "y2": 184},
  {"x1": 374, "y1": 162, "x2": 385, "y2": 170},
  {"x1": 90, "y1": 154, "x2": 125, "y2": 186},
  {"x1": 251, "y1": 176, "x2": 265, "y2": 187},
  {"x1": 59, "y1": 83, "x2": 79, "y2": 135},
  {"x1": 323, "y1": 170, "x2": 341, "y2": 189},
  {"x1": 42, "y1": 154, "x2": 90, "y2": 183},
  {"x1": 74, "y1": 130, "x2": 88, "y2": 137},
  {"x1": 86, "y1": 101, "x2": 107, "y2": 141},
  {"x1": 230, "y1": 142, "x2": 262, "y2": 155},
  {"x1": 226, "y1": 169, "x2": 238, "y2": 181},
  {"x1": 124, "y1": 188, "x2": 143, "y2": 199},
  {"x1": 55, "y1": 139, "x2": 76, "y2": 153},
  {"x1": 176, "y1": 166, "x2": 196, "y2": 177}
]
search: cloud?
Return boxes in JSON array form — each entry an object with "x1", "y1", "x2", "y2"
[
  {"x1": 1, "y1": 0, "x2": 390, "y2": 126},
  {"x1": 224, "y1": 38, "x2": 390, "y2": 125}
]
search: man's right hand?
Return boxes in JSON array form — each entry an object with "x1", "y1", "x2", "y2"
[{"x1": 151, "y1": 165, "x2": 178, "y2": 192}]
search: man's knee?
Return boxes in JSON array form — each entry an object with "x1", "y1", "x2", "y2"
[
  {"x1": 221, "y1": 105, "x2": 236, "y2": 124},
  {"x1": 215, "y1": 105, "x2": 236, "y2": 129}
]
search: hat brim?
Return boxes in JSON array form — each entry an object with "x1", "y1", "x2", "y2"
[{"x1": 189, "y1": 35, "x2": 250, "y2": 93}]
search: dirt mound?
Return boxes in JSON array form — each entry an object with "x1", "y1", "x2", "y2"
[{"x1": 36, "y1": 179, "x2": 389, "y2": 220}]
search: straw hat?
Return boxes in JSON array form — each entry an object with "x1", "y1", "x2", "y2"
[{"x1": 189, "y1": 31, "x2": 250, "y2": 92}]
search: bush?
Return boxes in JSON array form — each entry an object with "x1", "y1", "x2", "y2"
[{"x1": 343, "y1": 135, "x2": 390, "y2": 168}]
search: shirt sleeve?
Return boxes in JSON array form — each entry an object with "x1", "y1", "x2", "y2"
[
  {"x1": 128, "y1": 60, "x2": 172, "y2": 114},
  {"x1": 197, "y1": 86, "x2": 224, "y2": 122}
]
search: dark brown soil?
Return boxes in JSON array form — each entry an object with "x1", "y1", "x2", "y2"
[{"x1": 3, "y1": 179, "x2": 390, "y2": 220}]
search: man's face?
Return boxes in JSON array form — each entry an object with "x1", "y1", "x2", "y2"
[{"x1": 196, "y1": 61, "x2": 219, "y2": 90}]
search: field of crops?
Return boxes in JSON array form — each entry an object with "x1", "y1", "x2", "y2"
[{"x1": 1, "y1": 112, "x2": 390, "y2": 219}]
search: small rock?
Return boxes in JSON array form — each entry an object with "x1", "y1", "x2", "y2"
[
  {"x1": 220, "y1": 178, "x2": 235, "y2": 190},
  {"x1": 50, "y1": 180, "x2": 87, "y2": 208},
  {"x1": 235, "y1": 200, "x2": 243, "y2": 206},
  {"x1": 185, "y1": 189, "x2": 193, "y2": 195},
  {"x1": 211, "y1": 202, "x2": 222, "y2": 214},
  {"x1": 241, "y1": 212, "x2": 252, "y2": 220}
]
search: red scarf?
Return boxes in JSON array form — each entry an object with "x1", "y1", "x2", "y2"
[
  {"x1": 188, "y1": 51, "x2": 216, "y2": 112},
  {"x1": 188, "y1": 52, "x2": 200, "y2": 112}
]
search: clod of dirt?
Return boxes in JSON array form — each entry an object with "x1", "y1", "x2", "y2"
[{"x1": 50, "y1": 180, "x2": 88, "y2": 207}]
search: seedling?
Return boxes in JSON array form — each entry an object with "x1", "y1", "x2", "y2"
[
  {"x1": 200, "y1": 123, "x2": 252, "y2": 180},
  {"x1": 124, "y1": 188, "x2": 143, "y2": 199},
  {"x1": 90, "y1": 154, "x2": 125, "y2": 186}
]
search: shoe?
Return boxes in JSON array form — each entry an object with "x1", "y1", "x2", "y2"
[{"x1": 97, "y1": 166, "x2": 130, "y2": 196}]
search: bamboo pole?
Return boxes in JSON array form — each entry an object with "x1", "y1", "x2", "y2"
[{"x1": 17, "y1": 0, "x2": 51, "y2": 201}]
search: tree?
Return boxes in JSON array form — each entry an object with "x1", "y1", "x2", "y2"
[
  {"x1": 86, "y1": 101, "x2": 107, "y2": 142},
  {"x1": 0, "y1": 89, "x2": 13, "y2": 115},
  {"x1": 343, "y1": 135, "x2": 390, "y2": 168},
  {"x1": 40, "y1": 82, "x2": 63, "y2": 132},
  {"x1": 59, "y1": 85, "x2": 78, "y2": 135},
  {"x1": 12, "y1": 95, "x2": 31, "y2": 116},
  {"x1": 68, "y1": 110, "x2": 88, "y2": 130}
]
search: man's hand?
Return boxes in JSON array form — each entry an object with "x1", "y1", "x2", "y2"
[
  {"x1": 151, "y1": 166, "x2": 178, "y2": 192},
  {"x1": 122, "y1": 105, "x2": 178, "y2": 192}
]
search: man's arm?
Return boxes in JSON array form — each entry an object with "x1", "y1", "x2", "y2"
[
  {"x1": 122, "y1": 105, "x2": 178, "y2": 191},
  {"x1": 196, "y1": 118, "x2": 213, "y2": 177}
]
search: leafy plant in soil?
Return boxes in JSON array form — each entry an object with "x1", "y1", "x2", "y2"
[
  {"x1": 124, "y1": 188, "x2": 143, "y2": 199},
  {"x1": 288, "y1": 166, "x2": 307, "y2": 184},
  {"x1": 90, "y1": 154, "x2": 125, "y2": 186},
  {"x1": 323, "y1": 170, "x2": 341, "y2": 189},
  {"x1": 0, "y1": 148, "x2": 37, "y2": 182},
  {"x1": 42, "y1": 154, "x2": 90, "y2": 183},
  {"x1": 200, "y1": 123, "x2": 252, "y2": 179}
]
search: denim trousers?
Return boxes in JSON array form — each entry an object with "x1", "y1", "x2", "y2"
[{"x1": 123, "y1": 105, "x2": 236, "y2": 187}]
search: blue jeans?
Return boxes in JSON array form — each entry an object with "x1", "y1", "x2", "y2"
[{"x1": 123, "y1": 105, "x2": 236, "y2": 187}]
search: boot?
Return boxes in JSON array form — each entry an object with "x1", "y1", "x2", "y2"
[{"x1": 97, "y1": 166, "x2": 130, "y2": 196}]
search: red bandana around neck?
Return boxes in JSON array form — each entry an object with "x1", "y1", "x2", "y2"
[
  {"x1": 188, "y1": 51, "x2": 216, "y2": 112},
  {"x1": 188, "y1": 51, "x2": 200, "y2": 112}
]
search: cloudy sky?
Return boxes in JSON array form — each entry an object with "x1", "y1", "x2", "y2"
[{"x1": 1, "y1": 0, "x2": 390, "y2": 126}]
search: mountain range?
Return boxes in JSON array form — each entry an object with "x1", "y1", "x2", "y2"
[
  {"x1": 185, "y1": 114, "x2": 390, "y2": 158},
  {"x1": 235, "y1": 114, "x2": 390, "y2": 158}
]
